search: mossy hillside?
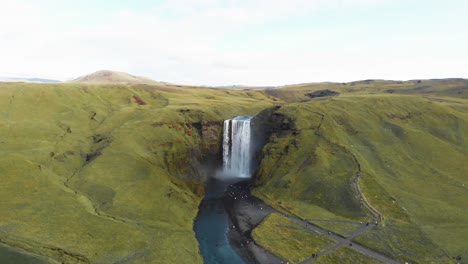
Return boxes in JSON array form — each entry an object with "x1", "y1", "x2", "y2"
[
  {"x1": 314, "y1": 247, "x2": 383, "y2": 264},
  {"x1": 254, "y1": 102, "x2": 370, "y2": 222},
  {"x1": 70, "y1": 70, "x2": 160, "y2": 85},
  {"x1": 353, "y1": 221, "x2": 453, "y2": 264},
  {"x1": 1, "y1": 80, "x2": 466, "y2": 262},
  {"x1": 320, "y1": 95, "x2": 467, "y2": 262},
  {"x1": 0, "y1": 155, "x2": 149, "y2": 263},
  {"x1": 253, "y1": 94, "x2": 467, "y2": 262},
  {"x1": 268, "y1": 78, "x2": 468, "y2": 102},
  {"x1": 252, "y1": 213, "x2": 335, "y2": 263},
  {"x1": 0, "y1": 82, "x2": 276, "y2": 263}
]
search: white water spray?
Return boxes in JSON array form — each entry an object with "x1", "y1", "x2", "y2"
[{"x1": 222, "y1": 116, "x2": 253, "y2": 178}]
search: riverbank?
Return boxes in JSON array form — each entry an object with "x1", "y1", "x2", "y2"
[{"x1": 223, "y1": 180, "x2": 283, "y2": 264}]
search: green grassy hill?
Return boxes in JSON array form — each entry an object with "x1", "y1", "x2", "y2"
[
  {"x1": 0, "y1": 78, "x2": 466, "y2": 263},
  {"x1": 269, "y1": 78, "x2": 468, "y2": 102},
  {"x1": 0, "y1": 82, "x2": 275, "y2": 263},
  {"x1": 252, "y1": 213, "x2": 335, "y2": 263},
  {"x1": 70, "y1": 70, "x2": 161, "y2": 85},
  {"x1": 253, "y1": 92, "x2": 467, "y2": 263}
]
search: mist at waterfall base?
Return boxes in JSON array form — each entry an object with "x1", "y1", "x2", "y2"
[{"x1": 194, "y1": 116, "x2": 257, "y2": 264}]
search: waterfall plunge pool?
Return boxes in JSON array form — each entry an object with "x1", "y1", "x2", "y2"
[{"x1": 194, "y1": 179, "x2": 246, "y2": 264}]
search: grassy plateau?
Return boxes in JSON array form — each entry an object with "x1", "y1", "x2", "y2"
[
  {"x1": 253, "y1": 80, "x2": 467, "y2": 263},
  {"x1": 252, "y1": 213, "x2": 335, "y2": 263},
  {"x1": 0, "y1": 81, "x2": 275, "y2": 263},
  {"x1": 0, "y1": 77, "x2": 466, "y2": 263}
]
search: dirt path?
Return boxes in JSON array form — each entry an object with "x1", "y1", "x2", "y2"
[
  {"x1": 313, "y1": 111, "x2": 382, "y2": 223},
  {"x1": 295, "y1": 218, "x2": 397, "y2": 264},
  {"x1": 226, "y1": 181, "x2": 399, "y2": 264},
  {"x1": 304, "y1": 219, "x2": 362, "y2": 225},
  {"x1": 230, "y1": 112, "x2": 399, "y2": 263},
  {"x1": 258, "y1": 191, "x2": 398, "y2": 264}
]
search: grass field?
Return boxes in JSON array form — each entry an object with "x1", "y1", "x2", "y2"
[
  {"x1": 0, "y1": 78, "x2": 466, "y2": 263},
  {"x1": 269, "y1": 78, "x2": 468, "y2": 102},
  {"x1": 253, "y1": 91, "x2": 467, "y2": 262},
  {"x1": 70, "y1": 70, "x2": 161, "y2": 85},
  {"x1": 252, "y1": 213, "x2": 335, "y2": 263},
  {"x1": 314, "y1": 247, "x2": 383, "y2": 264},
  {"x1": 0, "y1": 82, "x2": 275, "y2": 263}
]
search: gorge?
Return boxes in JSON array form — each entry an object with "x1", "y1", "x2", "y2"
[{"x1": 195, "y1": 116, "x2": 257, "y2": 264}]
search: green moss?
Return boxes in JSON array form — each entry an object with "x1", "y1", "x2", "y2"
[
  {"x1": 252, "y1": 213, "x2": 335, "y2": 263},
  {"x1": 254, "y1": 106, "x2": 369, "y2": 221},
  {"x1": 0, "y1": 82, "x2": 276, "y2": 263},
  {"x1": 354, "y1": 221, "x2": 452, "y2": 264},
  {"x1": 268, "y1": 79, "x2": 468, "y2": 102},
  {"x1": 254, "y1": 94, "x2": 467, "y2": 262},
  {"x1": 1, "y1": 81, "x2": 466, "y2": 263},
  {"x1": 314, "y1": 247, "x2": 382, "y2": 264}
]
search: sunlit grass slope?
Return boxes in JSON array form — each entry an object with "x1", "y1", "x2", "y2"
[
  {"x1": 252, "y1": 213, "x2": 335, "y2": 263},
  {"x1": 0, "y1": 82, "x2": 275, "y2": 263},
  {"x1": 254, "y1": 94, "x2": 467, "y2": 263},
  {"x1": 269, "y1": 78, "x2": 468, "y2": 102},
  {"x1": 70, "y1": 70, "x2": 160, "y2": 85},
  {"x1": 1, "y1": 79, "x2": 466, "y2": 263},
  {"x1": 314, "y1": 247, "x2": 382, "y2": 264}
]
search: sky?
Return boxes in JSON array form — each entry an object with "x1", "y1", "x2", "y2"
[{"x1": 0, "y1": 0, "x2": 467, "y2": 86}]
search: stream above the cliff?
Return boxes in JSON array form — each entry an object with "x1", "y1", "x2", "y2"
[{"x1": 194, "y1": 179, "x2": 246, "y2": 264}]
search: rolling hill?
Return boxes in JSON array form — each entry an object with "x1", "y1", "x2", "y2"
[
  {"x1": 70, "y1": 70, "x2": 161, "y2": 85},
  {"x1": 0, "y1": 80, "x2": 276, "y2": 263},
  {"x1": 252, "y1": 82, "x2": 467, "y2": 263},
  {"x1": 0, "y1": 74, "x2": 466, "y2": 263}
]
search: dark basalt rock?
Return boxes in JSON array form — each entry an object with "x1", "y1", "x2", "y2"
[{"x1": 304, "y1": 89, "x2": 340, "y2": 98}]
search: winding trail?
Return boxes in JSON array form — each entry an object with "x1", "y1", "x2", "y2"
[
  {"x1": 312, "y1": 111, "x2": 382, "y2": 223},
  {"x1": 257, "y1": 192, "x2": 398, "y2": 264},
  {"x1": 304, "y1": 219, "x2": 362, "y2": 225},
  {"x1": 301, "y1": 112, "x2": 389, "y2": 262},
  {"x1": 313, "y1": 112, "x2": 381, "y2": 219},
  {"x1": 251, "y1": 112, "x2": 399, "y2": 263}
]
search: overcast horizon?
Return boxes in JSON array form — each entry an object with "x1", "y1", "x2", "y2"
[{"x1": 1, "y1": 0, "x2": 468, "y2": 86}]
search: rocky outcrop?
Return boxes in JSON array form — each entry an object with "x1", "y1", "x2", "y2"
[
  {"x1": 304, "y1": 89, "x2": 340, "y2": 98},
  {"x1": 199, "y1": 121, "x2": 224, "y2": 163}
]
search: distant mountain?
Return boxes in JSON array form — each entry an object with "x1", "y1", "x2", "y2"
[
  {"x1": 0, "y1": 77, "x2": 61, "y2": 83},
  {"x1": 276, "y1": 78, "x2": 468, "y2": 89},
  {"x1": 213, "y1": 85, "x2": 275, "y2": 90},
  {"x1": 70, "y1": 70, "x2": 160, "y2": 85}
]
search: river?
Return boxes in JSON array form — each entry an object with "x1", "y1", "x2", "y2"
[{"x1": 194, "y1": 179, "x2": 246, "y2": 264}]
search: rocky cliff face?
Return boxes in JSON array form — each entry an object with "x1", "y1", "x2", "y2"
[
  {"x1": 199, "y1": 121, "x2": 225, "y2": 163},
  {"x1": 250, "y1": 106, "x2": 297, "y2": 182},
  {"x1": 152, "y1": 120, "x2": 224, "y2": 184}
]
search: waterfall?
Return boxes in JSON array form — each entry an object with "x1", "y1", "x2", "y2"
[
  {"x1": 222, "y1": 116, "x2": 253, "y2": 178},
  {"x1": 223, "y1": 119, "x2": 231, "y2": 169}
]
